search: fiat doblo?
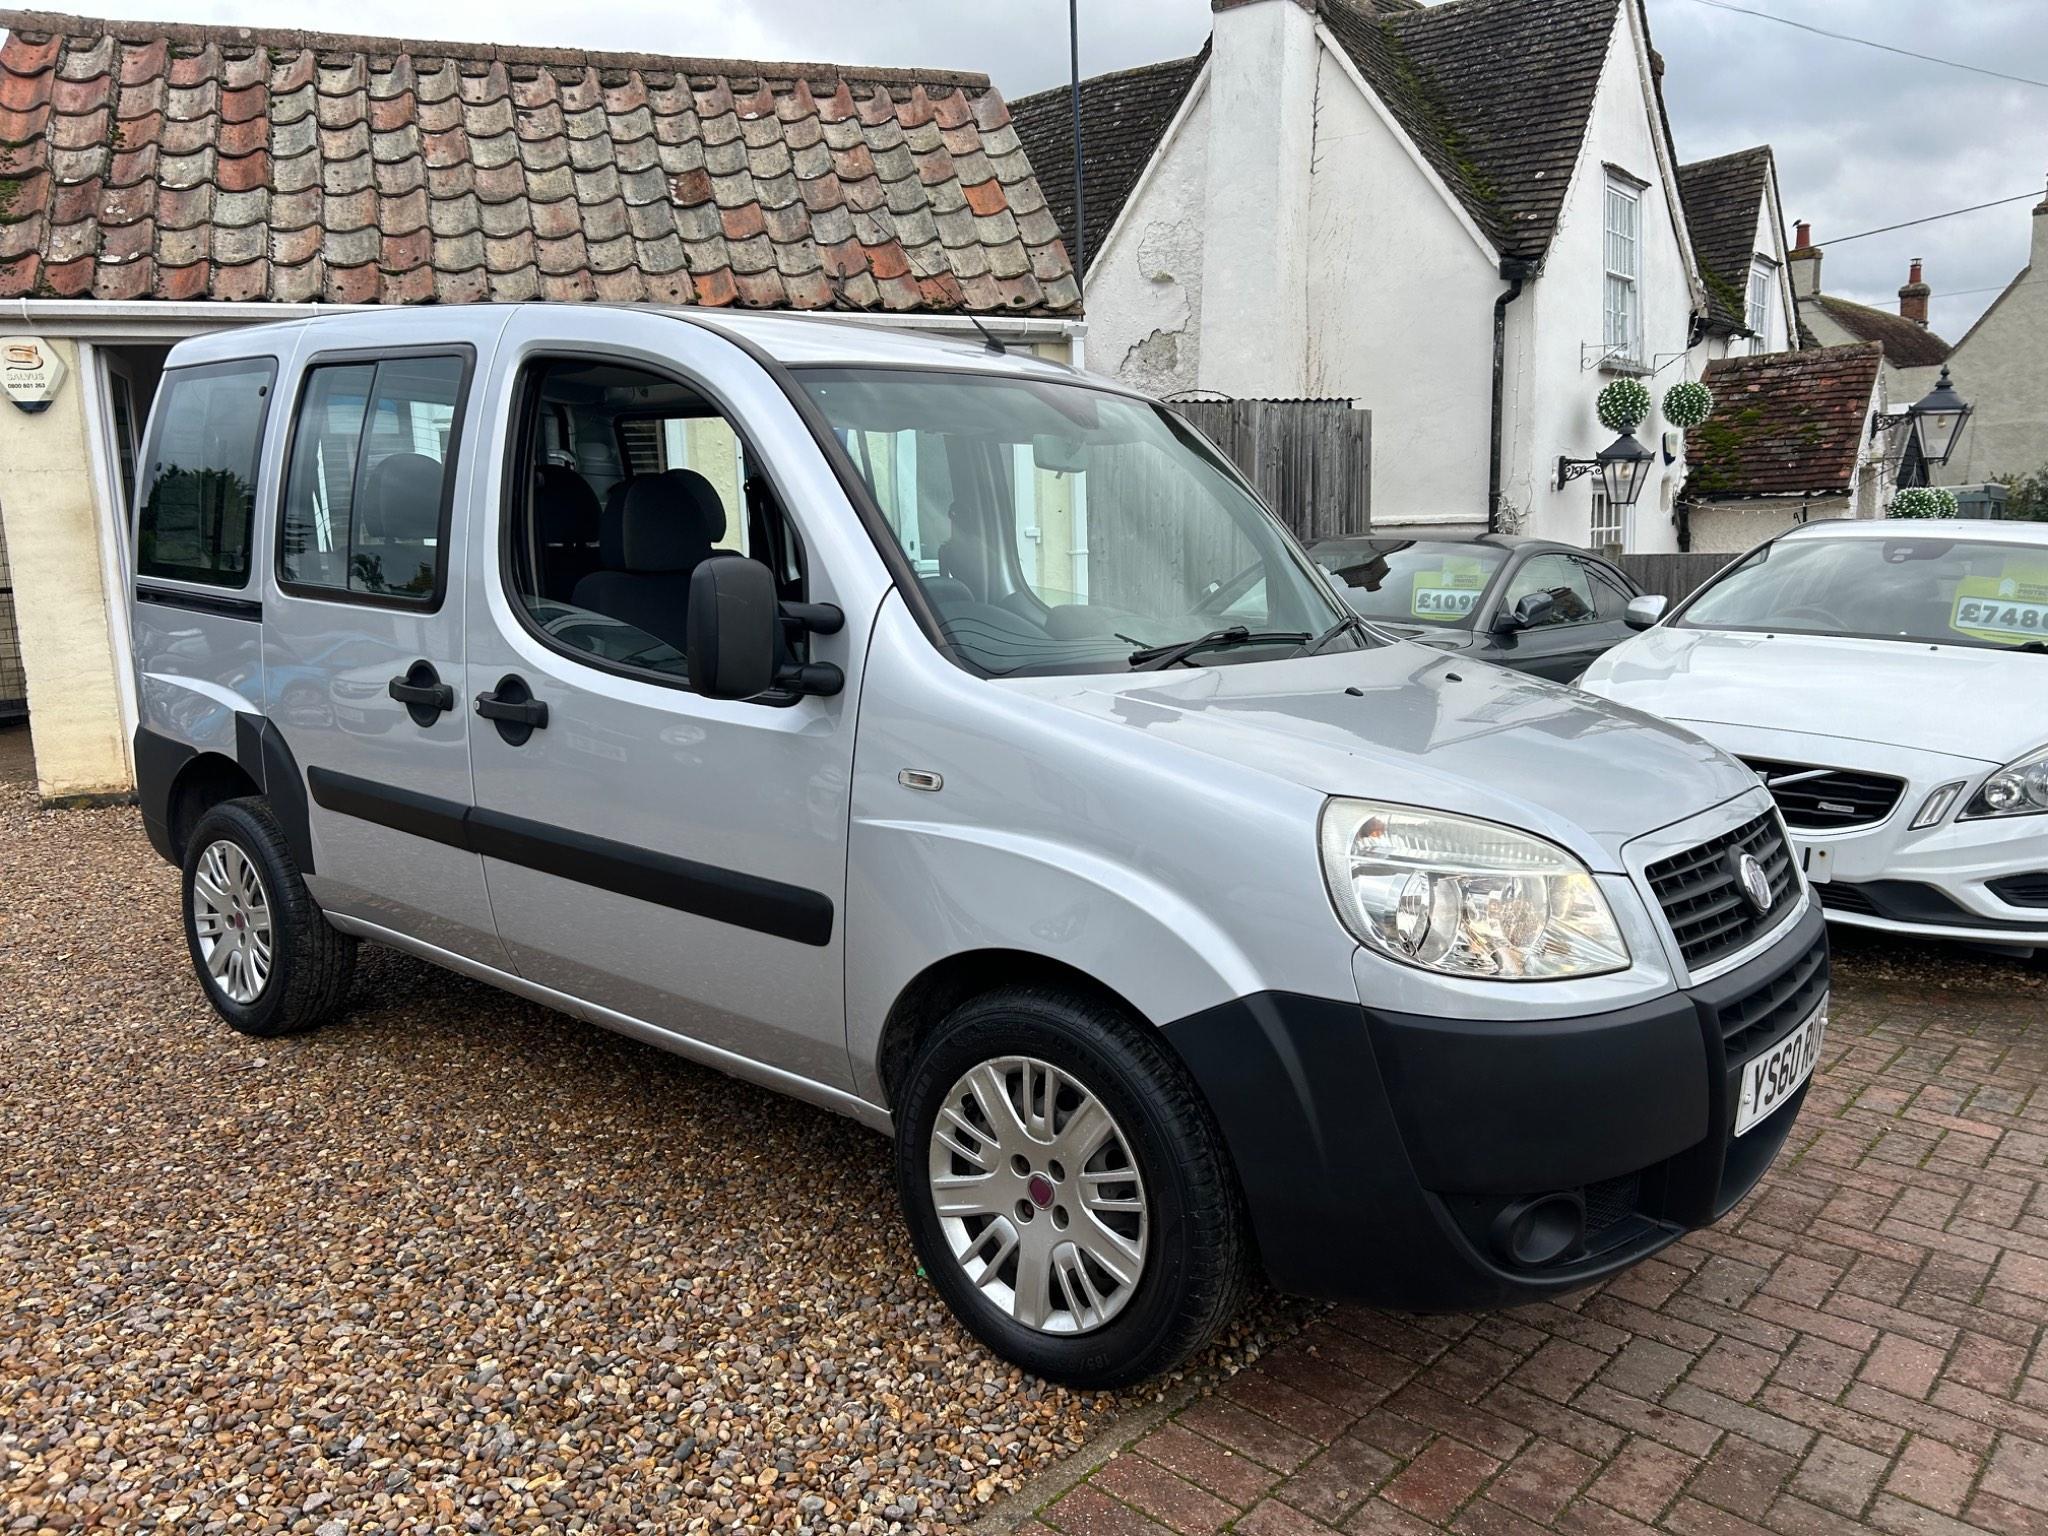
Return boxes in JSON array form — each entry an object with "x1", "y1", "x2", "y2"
[{"x1": 129, "y1": 306, "x2": 1826, "y2": 1385}]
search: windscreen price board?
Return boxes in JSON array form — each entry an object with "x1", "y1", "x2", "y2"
[
  {"x1": 1410, "y1": 559, "x2": 1489, "y2": 621},
  {"x1": 1950, "y1": 562, "x2": 2048, "y2": 644}
]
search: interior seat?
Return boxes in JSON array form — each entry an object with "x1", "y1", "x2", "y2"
[
  {"x1": 570, "y1": 469, "x2": 727, "y2": 653},
  {"x1": 534, "y1": 465, "x2": 603, "y2": 602},
  {"x1": 353, "y1": 451, "x2": 444, "y2": 596}
]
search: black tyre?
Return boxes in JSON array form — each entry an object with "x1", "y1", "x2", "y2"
[
  {"x1": 895, "y1": 986, "x2": 1249, "y2": 1388},
  {"x1": 180, "y1": 798, "x2": 355, "y2": 1037}
]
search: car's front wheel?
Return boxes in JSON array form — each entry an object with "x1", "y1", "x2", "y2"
[
  {"x1": 181, "y1": 798, "x2": 356, "y2": 1037},
  {"x1": 895, "y1": 987, "x2": 1249, "y2": 1387}
]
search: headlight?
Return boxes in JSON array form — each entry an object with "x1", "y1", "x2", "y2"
[
  {"x1": 1319, "y1": 799, "x2": 1630, "y2": 980},
  {"x1": 1961, "y1": 744, "x2": 2048, "y2": 819}
]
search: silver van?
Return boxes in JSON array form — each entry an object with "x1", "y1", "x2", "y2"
[{"x1": 129, "y1": 306, "x2": 1826, "y2": 1386}]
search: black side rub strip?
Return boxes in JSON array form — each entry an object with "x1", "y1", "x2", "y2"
[
  {"x1": 304, "y1": 767, "x2": 834, "y2": 946},
  {"x1": 136, "y1": 585, "x2": 263, "y2": 621}
]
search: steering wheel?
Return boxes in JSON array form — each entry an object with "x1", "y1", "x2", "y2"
[{"x1": 1775, "y1": 603, "x2": 1848, "y2": 628}]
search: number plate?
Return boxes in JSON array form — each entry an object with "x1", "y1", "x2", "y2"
[{"x1": 1734, "y1": 997, "x2": 1826, "y2": 1136}]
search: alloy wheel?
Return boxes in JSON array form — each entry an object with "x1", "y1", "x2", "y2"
[
  {"x1": 191, "y1": 839, "x2": 274, "y2": 1005},
  {"x1": 926, "y1": 1055, "x2": 1149, "y2": 1335}
]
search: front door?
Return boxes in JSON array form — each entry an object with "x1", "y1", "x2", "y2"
[
  {"x1": 462, "y1": 309, "x2": 877, "y2": 1093},
  {"x1": 262, "y1": 332, "x2": 504, "y2": 967},
  {"x1": 1489, "y1": 552, "x2": 1611, "y2": 680}
]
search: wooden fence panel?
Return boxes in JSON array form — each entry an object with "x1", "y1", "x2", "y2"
[
  {"x1": 1166, "y1": 398, "x2": 1372, "y2": 543},
  {"x1": 1611, "y1": 551, "x2": 1736, "y2": 603}
]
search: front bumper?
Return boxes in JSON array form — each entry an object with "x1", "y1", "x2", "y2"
[
  {"x1": 1675, "y1": 722, "x2": 2048, "y2": 943},
  {"x1": 1163, "y1": 904, "x2": 1827, "y2": 1311}
]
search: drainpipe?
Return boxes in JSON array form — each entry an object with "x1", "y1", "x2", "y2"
[{"x1": 1488, "y1": 258, "x2": 1537, "y2": 534}]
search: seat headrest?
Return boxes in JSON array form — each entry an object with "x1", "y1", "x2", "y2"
[
  {"x1": 618, "y1": 468, "x2": 728, "y2": 573},
  {"x1": 360, "y1": 452, "x2": 444, "y2": 543},
  {"x1": 534, "y1": 465, "x2": 601, "y2": 547}
]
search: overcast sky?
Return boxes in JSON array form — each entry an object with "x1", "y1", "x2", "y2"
[{"x1": 20, "y1": 0, "x2": 2045, "y2": 338}]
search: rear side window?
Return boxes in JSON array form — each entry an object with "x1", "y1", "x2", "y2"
[
  {"x1": 136, "y1": 359, "x2": 275, "y2": 587},
  {"x1": 279, "y1": 353, "x2": 469, "y2": 605}
]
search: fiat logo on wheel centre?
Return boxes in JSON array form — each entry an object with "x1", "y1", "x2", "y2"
[{"x1": 1734, "y1": 851, "x2": 1774, "y2": 914}]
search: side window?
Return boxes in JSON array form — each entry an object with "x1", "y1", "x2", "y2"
[
  {"x1": 508, "y1": 357, "x2": 798, "y2": 686},
  {"x1": 1502, "y1": 554, "x2": 1597, "y2": 627},
  {"x1": 279, "y1": 353, "x2": 468, "y2": 603},
  {"x1": 136, "y1": 358, "x2": 276, "y2": 587},
  {"x1": 1584, "y1": 560, "x2": 1637, "y2": 621}
]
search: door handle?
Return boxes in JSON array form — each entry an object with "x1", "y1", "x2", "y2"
[
  {"x1": 388, "y1": 660, "x2": 454, "y2": 726},
  {"x1": 475, "y1": 674, "x2": 548, "y2": 746}
]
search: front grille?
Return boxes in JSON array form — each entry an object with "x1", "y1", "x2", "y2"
[
  {"x1": 1645, "y1": 812, "x2": 1798, "y2": 971},
  {"x1": 1709, "y1": 924, "x2": 1829, "y2": 1060},
  {"x1": 1988, "y1": 872, "x2": 2048, "y2": 909},
  {"x1": 1741, "y1": 758, "x2": 1904, "y2": 830}
]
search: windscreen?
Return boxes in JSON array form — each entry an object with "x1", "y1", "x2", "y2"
[
  {"x1": 1319, "y1": 542, "x2": 1511, "y2": 626},
  {"x1": 1679, "y1": 533, "x2": 2048, "y2": 651},
  {"x1": 797, "y1": 369, "x2": 1359, "y2": 677}
]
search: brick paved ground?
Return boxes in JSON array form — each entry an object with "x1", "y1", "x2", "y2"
[{"x1": 1016, "y1": 936, "x2": 2048, "y2": 1536}]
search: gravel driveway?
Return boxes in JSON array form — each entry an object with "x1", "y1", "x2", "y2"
[{"x1": 0, "y1": 788, "x2": 1288, "y2": 1532}]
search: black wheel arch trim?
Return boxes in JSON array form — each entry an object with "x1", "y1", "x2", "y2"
[
  {"x1": 303, "y1": 766, "x2": 834, "y2": 946},
  {"x1": 132, "y1": 715, "x2": 316, "y2": 874}
]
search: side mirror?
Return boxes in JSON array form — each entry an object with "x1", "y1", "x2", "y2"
[
  {"x1": 686, "y1": 555, "x2": 779, "y2": 700},
  {"x1": 1624, "y1": 594, "x2": 1669, "y2": 631},
  {"x1": 1494, "y1": 590, "x2": 1554, "y2": 634}
]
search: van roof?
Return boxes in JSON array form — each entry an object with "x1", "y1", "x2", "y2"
[{"x1": 163, "y1": 303, "x2": 1085, "y2": 384}]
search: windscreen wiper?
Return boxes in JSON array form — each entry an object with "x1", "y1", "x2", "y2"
[
  {"x1": 1125, "y1": 625, "x2": 1310, "y2": 670},
  {"x1": 1300, "y1": 611, "x2": 1370, "y2": 656},
  {"x1": 2016, "y1": 640, "x2": 2048, "y2": 653}
]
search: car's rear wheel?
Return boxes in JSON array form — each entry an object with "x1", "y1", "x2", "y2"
[
  {"x1": 895, "y1": 987, "x2": 1249, "y2": 1388},
  {"x1": 181, "y1": 798, "x2": 355, "y2": 1037}
]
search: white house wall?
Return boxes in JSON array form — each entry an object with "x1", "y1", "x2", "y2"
[
  {"x1": 1302, "y1": 42, "x2": 1498, "y2": 527},
  {"x1": 1081, "y1": 76, "x2": 1210, "y2": 400},
  {"x1": 1502, "y1": 4, "x2": 1695, "y2": 553},
  {"x1": 1936, "y1": 210, "x2": 2048, "y2": 487}
]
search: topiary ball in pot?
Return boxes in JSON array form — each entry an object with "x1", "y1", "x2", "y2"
[
  {"x1": 1888, "y1": 486, "x2": 1958, "y2": 519},
  {"x1": 1663, "y1": 379, "x2": 1713, "y2": 430},
  {"x1": 1596, "y1": 377, "x2": 1653, "y2": 434}
]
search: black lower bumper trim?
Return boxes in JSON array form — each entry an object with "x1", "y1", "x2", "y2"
[{"x1": 1162, "y1": 904, "x2": 1827, "y2": 1311}]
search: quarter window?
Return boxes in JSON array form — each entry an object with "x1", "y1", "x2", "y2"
[
  {"x1": 1603, "y1": 179, "x2": 1641, "y2": 365},
  {"x1": 279, "y1": 354, "x2": 468, "y2": 603},
  {"x1": 136, "y1": 359, "x2": 275, "y2": 587}
]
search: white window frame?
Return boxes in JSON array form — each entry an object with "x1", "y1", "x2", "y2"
[
  {"x1": 1603, "y1": 177, "x2": 1643, "y2": 366},
  {"x1": 1589, "y1": 489, "x2": 1625, "y2": 555},
  {"x1": 1746, "y1": 259, "x2": 1775, "y2": 354}
]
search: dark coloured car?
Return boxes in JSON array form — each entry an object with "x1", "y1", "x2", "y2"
[{"x1": 1307, "y1": 535, "x2": 1647, "y2": 681}]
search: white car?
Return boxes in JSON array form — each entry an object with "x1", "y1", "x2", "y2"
[{"x1": 1582, "y1": 519, "x2": 2048, "y2": 947}]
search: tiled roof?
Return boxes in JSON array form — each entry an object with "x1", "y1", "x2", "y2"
[
  {"x1": 1322, "y1": 0, "x2": 1623, "y2": 263},
  {"x1": 1677, "y1": 145, "x2": 1772, "y2": 333},
  {"x1": 1010, "y1": 50, "x2": 1203, "y2": 274},
  {"x1": 0, "y1": 10, "x2": 1077, "y2": 311},
  {"x1": 1685, "y1": 341, "x2": 1883, "y2": 500},
  {"x1": 1806, "y1": 292, "x2": 1951, "y2": 369}
]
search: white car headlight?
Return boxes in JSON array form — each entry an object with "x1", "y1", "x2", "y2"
[
  {"x1": 1319, "y1": 799, "x2": 1630, "y2": 980},
  {"x1": 1961, "y1": 744, "x2": 2048, "y2": 819}
]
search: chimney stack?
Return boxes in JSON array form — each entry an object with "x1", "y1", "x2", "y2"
[
  {"x1": 2034, "y1": 172, "x2": 2048, "y2": 266},
  {"x1": 1899, "y1": 258, "x2": 1931, "y2": 326},
  {"x1": 1787, "y1": 220, "x2": 1822, "y2": 299}
]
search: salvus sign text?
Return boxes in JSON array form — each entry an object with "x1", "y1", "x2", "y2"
[{"x1": 1, "y1": 337, "x2": 68, "y2": 414}]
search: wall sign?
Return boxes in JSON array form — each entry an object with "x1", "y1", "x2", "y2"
[{"x1": 1, "y1": 337, "x2": 67, "y2": 414}]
